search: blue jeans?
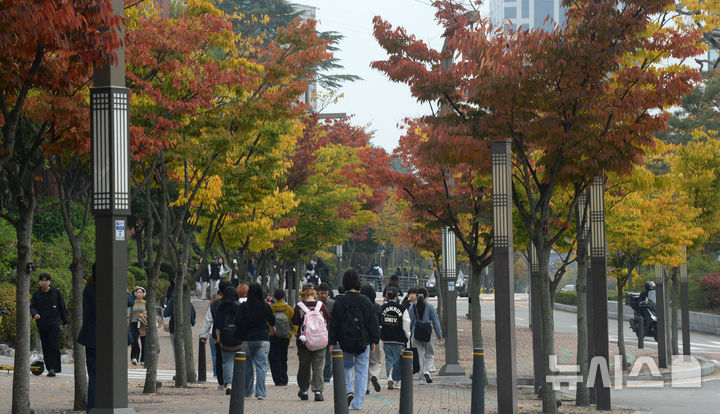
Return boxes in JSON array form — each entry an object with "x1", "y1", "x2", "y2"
[
  {"x1": 209, "y1": 339, "x2": 217, "y2": 377},
  {"x1": 221, "y1": 349, "x2": 236, "y2": 387},
  {"x1": 343, "y1": 345, "x2": 370, "y2": 409},
  {"x1": 245, "y1": 340, "x2": 270, "y2": 398},
  {"x1": 384, "y1": 343, "x2": 403, "y2": 381}
]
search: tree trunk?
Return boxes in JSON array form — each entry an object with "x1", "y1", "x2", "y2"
[
  {"x1": 173, "y1": 256, "x2": 187, "y2": 387},
  {"x1": 182, "y1": 279, "x2": 196, "y2": 383},
  {"x1": 617, "y1": 279, "x2": 627, "y2": 370},
  {"x1": 575, "y1": 230, "x2": 589, "y2": 405},
  {"x1": 671, "y1": 269, "x2": 679, "y2": 356},
  {"x1": 538, "y1": 245, "x2": 558, "y2": 413},
  {"x1": 11, "y1": 205, "x2": 35, "y2": 414},
  {"x1": 469, "y1": 261, "x2": 484, "y2": 348}
]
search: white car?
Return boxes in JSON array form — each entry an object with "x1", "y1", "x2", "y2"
[{"x1": 560, "y1": 284, "x2": 575, "y2": 292}]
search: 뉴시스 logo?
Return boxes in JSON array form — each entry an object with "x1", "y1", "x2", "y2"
[{"x1": 546, "y1": 355, "x2": 703, "y2": 390}]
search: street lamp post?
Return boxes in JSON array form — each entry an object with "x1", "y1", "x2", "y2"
[
  {"x1": 491, "y1": 140, "x2": 517, "y2": 413},
  {"x1": 655, "y1": 264, "x2": 668, "y2": 368},
  {"x1": 529, "y1": 242, "x2": 543, "y2": 395},
  {"x1": 680, "y1": 248, "x2": 690, "y2": 356},
  {"x1": 90, "y1": 1, "x2": 134, "y2": 412},
  {"x1": 439, "y1": 227, "x2": 464, "y2": 376},
  {"x1": 589, "y1": 176, "x2": 610, "y2": 410}
]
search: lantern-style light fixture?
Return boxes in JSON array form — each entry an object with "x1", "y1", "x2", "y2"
[
  {"x1": 589, "y1": 176, "x2": 605, "y2": 259},
  {"x1": 492, "y1": 141, "x2": 512, "y2": 248}
]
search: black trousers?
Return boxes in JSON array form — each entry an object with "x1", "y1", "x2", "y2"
[
  {"x1": 129, "y1": 325, "x2": 146, "y2": 362},
  {"x1": 86, "y1": 346, "x2": 96, "y2": 411},
  {"x1": 268, "y1": 336, "x2": 289, "y2": 385},
  {"x1": 38, "y1": 323, "x2": 62, "y2": 372},
  {"x1": 215, "y1": 342, "x2": 224, "y2": 386}
]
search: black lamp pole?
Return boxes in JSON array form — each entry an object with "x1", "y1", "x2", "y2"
[
  {"x1": 589, "y1": 176, "x2": 610, "y2": 410},
  {"x1": 91, "y1": 0, "x2": 134, "y2": 412},
  {"x1": 439, "y1": 226, "x2": 464, "y2": 376},
  {"x1": 680, "y1": 248, "x2": 691, "y2": 356},
  {"x1": 491, "y1": 140, "x2": 517, "y2": 413}
]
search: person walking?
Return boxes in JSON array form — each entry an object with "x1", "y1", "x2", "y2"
[
  {"x1": 382, "y1": 273, "x2": 403, "y2": 298},
  {"x1": 292, "y1": 284, "x2": 330, "y2": 401},
  {"x1": 163, "y1": 292, "x2": 197, "y2": 357},
  {"x1": 201, "y1": 280, "x2": 231, "y2": 383},
  {"x1": 214, "y1": 286, "x2": 242, "y2": 394},
  {"x1": 401, "y1": 287, "x2": 417, "y2": 309},
  {"x1": 329, "y1": 270, "x2": 379, "y2": 410},
  {"x1": 194, "y1": 257, "x2": 210, "y2": 299},
  {"x1": 77, "y1": 265, "x2": 97, "y2": 411},
  {"x1": 238, "y1": 283, "x2": 275, "y2": 399},
  {"x1": 380, "y1": 287, "x2": 410, "y2": 390},
  {"x1": 30, "y1": 273, "x2": 68, "y2": 376},
  {"x1": 317, "y1": 282, "x2": 335, "y2": 383},
  {"x1": 208, "y1": 256, "x2": 226, "y2": 299},
  {"x1": 409, "y1": 287, "x2": 442, "y2": 383},
  {"x1": 360, "y1": 284, "x2": 383, "y2": 394},
  {"x1": 129, "y1": 286, "x2": 147, "y2": 365},
  {"x1": 269, "y1": 288, "x2": 294, "y2": 386},
  {"x1": 304, "y1": 263, "x2": 320, "y2": 288}
]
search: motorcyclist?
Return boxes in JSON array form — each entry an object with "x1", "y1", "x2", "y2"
[
  {"x1": 639, "y1": 281, "x2": 655, "y2": 304},
  {"x1": 638, "y1": 281, "x2": 657, "y2": 331}
]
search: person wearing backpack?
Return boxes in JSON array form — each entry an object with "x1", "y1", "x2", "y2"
[
  {"x1": 238, "y1": 283, "x2": 276, "y2": 399},
  {"x1": 409, "y1": 287, "x2": 442, "y2": 383},
  {"x1": 329, "y1": 269, "x2": 380, "y2": 410},
  {"x1": 360, "y1": 284, "x2": 383, "y2": 394},
  {"x1": 292, "y1": 283, "x2": 331, "y2": 401},
  {"x1": 213, "y1": 286, "x2": 242, "y2": 394},
  {"x1": 269, "y1": 288, "x2": 294, "y2": 386}
]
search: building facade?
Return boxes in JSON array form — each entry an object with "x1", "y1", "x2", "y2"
[{"x1": 488, "y1": 0, "x2": 565, "y2": 31}]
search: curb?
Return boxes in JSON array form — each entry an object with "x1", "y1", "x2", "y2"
[{"x1": 627, "y1": 354, "x2": 716, "y2": 382}]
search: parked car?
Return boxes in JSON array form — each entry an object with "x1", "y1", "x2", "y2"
[
  {"x1": 560, "y1": 284, "x2": 575, "y2": 292},
  {"x1": 425, "y1": 276, "x2": 437, "y2": 297},
  {"x1": 456, "y1": 271, "x2": 468, "y2": 297}
]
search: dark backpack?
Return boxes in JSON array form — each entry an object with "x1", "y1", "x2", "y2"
[
  {"x1": 339, "y1": 297, "x2": 369, "y2": 355},
  {"x1": 220, "y1": 306, "x2": 242, "y2": 348}
]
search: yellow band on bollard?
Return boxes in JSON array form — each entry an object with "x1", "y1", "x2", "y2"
[
  {"x1": 332, "y1": 355, "x2": 343, "y2": 358},
  {"x1": 473, "y1": 352, "x2": 484, "y2": 356},
  {"x1": 402, "y1": 355, "x2": 413, "y2": 359},
  {"x1": 234, "y1": 357, "x2": 246, "y2": 361}
]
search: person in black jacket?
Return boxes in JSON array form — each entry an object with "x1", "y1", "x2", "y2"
[
  {"x1": 238, "y1": 283, "x2": 275, "y2": 399},
  {"x1": 77, "y1": 265, "x2": 97, "y2": 411},
  {"x1": 360, "y1": 284, "x2": 383, "y2": 393},
  {"x1": 30, "y1": 273, "x2": 68, "y2": 376},
  {"x1": 329, "y1": 270, "x2": 379, "y2": 410},
  {"x1": 163, "y1": 293, "x2": 196, "y2": 358},
  {"x1": 380, "y1": 288, "x2": 410, "y2": 390}
]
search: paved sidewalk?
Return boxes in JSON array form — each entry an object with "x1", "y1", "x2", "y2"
[{"x1": 0, "y1": 297, "x2": 652, "y2": 413}]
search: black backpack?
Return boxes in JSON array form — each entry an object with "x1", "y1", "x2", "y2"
[
  {"x1": 339, "y1": 296, "x2": 369, "y2": 355},
  {"x1": 220, "y1": 306, "x2": 242, "y2": 348}
]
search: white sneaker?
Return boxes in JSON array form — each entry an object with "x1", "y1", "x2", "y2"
[
  {"x1": 131, "y1": 359, "x2": 138, "y2": 365},
  {"x1": 225, "y1": 385, "x2": 232, "y2": 395}
]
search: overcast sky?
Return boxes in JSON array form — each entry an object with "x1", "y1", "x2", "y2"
[{"x1": 298, "y1": 0, "x2": 450, "y2": 153}]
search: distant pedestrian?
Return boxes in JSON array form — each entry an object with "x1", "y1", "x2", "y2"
[
  {"x1": 77, "y1": 265, "x2": 97, "y2": 411},
  {"x1": 329, "y1": 270, "x2": 380, "y2": 410},
  {"x1": 401, "y1": 287, "x2": 417, "y2": 309},
  {"x1": 317, "y1": 282, "x2": 335, "y2": 383},
  {"x1": 237, "y1": 283, "x2": 249, "y2": 303},
  {"x1": 380, "y1": 288, "x2": 410, "y2": 390},
  {"x1": 269, "y1": 288, "x2": 294, "y2": 386},
  {"x1": 129, "y1": 286, "x2": 147, "y2": 365},
  {"x1": 361, "y1": 284, "x2": 383, "y2": 393},
  {"x1": 304, "y1": 263, "x2": 320, "y2": 288},
  {"x1": 163, "y1": 293, "x2": 197, "y2": 357},
  {"x1": 383, "y1": 273, "x2": 403, "y2": 298},
  {"x1": 30, "y1": 273, "x2": 68, "y2": 377},
  {"x1": 194, "y1": 257, "x2": 210, "y2": 299},
  {"x1": 239, "y1": 283, "x2": 275, "y2": 399},
  {"x1": 292, "y1": 284, "x2": 330, "y2": 401},
  {"x1": 409, "y1": 287, "x2": 442, "y2": 383}
]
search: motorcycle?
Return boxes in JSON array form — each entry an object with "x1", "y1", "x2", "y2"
[{"x1": 626, "y1": 292, "x2": 658, "y2": 342}]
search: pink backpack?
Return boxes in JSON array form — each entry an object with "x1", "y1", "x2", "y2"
[{"x1": 297, "y1": 301, "x2": 328, "y2": 351}]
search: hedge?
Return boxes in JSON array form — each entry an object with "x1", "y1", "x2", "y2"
[
  {"x1": 700, "y1": 272, "x2": 720, "y2": 309},
  {"x1": 553, "y1": 290, "x2": 619, "y2": 306},
  {"x1": 0, "y1": 283, "x2": 38, "y2": 348}
]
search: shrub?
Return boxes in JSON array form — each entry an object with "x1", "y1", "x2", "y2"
[
  {"x1": 0, "y1": 283, "x2": 38, "y2": 347},
  {"x1": 128, "y1": 265, "x2": 146, "y2": 282},
  {"x1": 554, "y1": 291, "x2": 576, "y2": 305},
  {"x1": 699, "y1": 272, "x2": 720, "y2": 309}
]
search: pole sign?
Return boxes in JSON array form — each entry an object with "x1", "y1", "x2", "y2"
[{"x1": 115, "y1": 220, "x2": 125, "y2": 241}]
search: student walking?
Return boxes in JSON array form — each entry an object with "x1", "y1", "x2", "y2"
[
  {"x1": 30, "y1": 273, "x2": 68, "y2": 376},
  {"x1": 329, "y1": 270, "x2": 380, "y2": 410},
  {"x1": 409, "y1": 287, "x2": 442, "y2": 383},
  {"x1": 215, "y1": 286, "x2": 242, "y2": 394},
  {"x1": 380, "y1": 287, "x2": 410, "y2": 390},
  {"x1": 129, "y1": 286, "x2": 147, "y2": 365},
  {"x1": 239, "y1": 283, "x2": 276, "y2": 399},
  {"x1": 360, "y1": 284, "x2": 383, "y2": 393},
  {"x1": 317, "y1": 282, "x2": 335, "y2": 383},
  {"x1": 292, "y1": 284, "x2": 330, "y2": 401},
  {"x1": 269, "y1": 289, "x2": 294, "y2": 386},
  {"x1": 201, "y1": 280, "x2": 231, "y2": 384}
]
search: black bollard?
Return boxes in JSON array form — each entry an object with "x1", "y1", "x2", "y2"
[
  {"x1": 198, "y1": 338, "x2": 207, "y2": 382},
  {"x1": 332, "y1": 349, "x2": 349, "y2": 414},
  {"x1": 229, "y1": 351, "x2": 246, "y2": 414},
  {"x1": 472, "y1": 347, "x2": 485, "y2": 414},
  {"x1": 638, "y1": 317, "x2": 644, "y2": 349},
  {"x1": 400, "y1": 349, "x2": 413, "y2": 414}
]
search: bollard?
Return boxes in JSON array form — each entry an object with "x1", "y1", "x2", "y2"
[
  {"x1": 332, "y1": 349, "x2": 349, "y2": 414},
  {"x1": 472, "y1": 347, "x2": 485, "y2": 414},
  {"x1": 400, "y1": 349, "x2": 413, "y2": 414},
  {"x1": 229, "y1": 351, "x2": 246, "y2": 414},
  {"x1": 198, "y1": 338, "x2": 207, "y2": 382},
  {"x1": 638, "y1": 317, "x2": 644, "y2": 349}
]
